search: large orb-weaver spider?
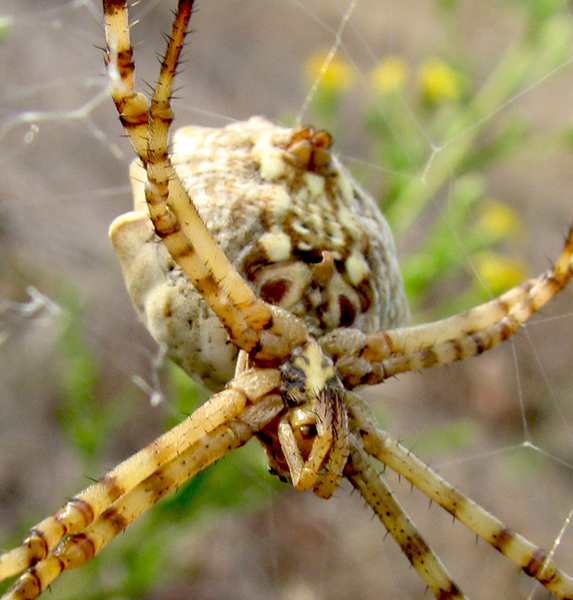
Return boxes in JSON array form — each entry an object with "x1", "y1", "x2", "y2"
[{"x1": 1, "y1": 0, "x2": 572, "y2": 596}]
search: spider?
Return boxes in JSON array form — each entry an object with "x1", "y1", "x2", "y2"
[{"x1": 1, "y1": 1, "x2": 573, "y2": 598}]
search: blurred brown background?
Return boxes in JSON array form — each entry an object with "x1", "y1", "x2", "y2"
[{"x1": 1, "y1": 1, "x2": 572, "y2": 599}]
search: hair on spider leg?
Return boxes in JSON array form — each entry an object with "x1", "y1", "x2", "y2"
[
  {"x1": 162, "y1": 32, "x2": 175, "y2": 45},
  {"x1": 173, "y1": 60, "x2": 191, "y2": 77},
  {"x1": 170, "y1": 85, "x2": 188, "y2": 101},
  {"x1": 164, "y1": 27, "x2": 193, "y2": 48},
  {"x1": 140, "y1": 77, "x2": 157, "y2": 95},
  {"x1": 169, "y1": 5, "x2": 199, "y2": 20},
  {"x1": 93, "y1": 44, "x2": 108, "y2": 55}
]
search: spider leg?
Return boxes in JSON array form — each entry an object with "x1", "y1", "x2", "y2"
[
  {"x1": 322, "y1": 226, "x2": 573, "y2": 388},
  {"x1": 102, "y1": 0, "x2": 306, "y2": 356},
  {"x1": 277, "y1": 401, "x2": 334, "y2": 492},
  {"x1": 312, "y1": 392, "x2": 349, "y2": 499},
  {"x1": 0, "y1": 368, "x2": 281, "y2": 592},
  {"x1": 344, "y1": 432, "x2": 467, "y2": 600},
  {"x1": 346, "y1": 392, "x2": 573, "y2": 599},
  {"x1": 1, "y1": 390, "x2": 284, "y2": 600}
]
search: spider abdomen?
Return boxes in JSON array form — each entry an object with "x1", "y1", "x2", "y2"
[{"x1": 110, "y1": 117, "x2": 408, "y2": 390}]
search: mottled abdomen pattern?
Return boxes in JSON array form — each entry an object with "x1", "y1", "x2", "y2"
[{"x1": 110, "y1": 117, "x2": 408, "y2": 390}]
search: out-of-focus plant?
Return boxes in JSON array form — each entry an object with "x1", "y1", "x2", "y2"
[{"x1": 303, "y1": 1, "x2": 573, "y2": 318}]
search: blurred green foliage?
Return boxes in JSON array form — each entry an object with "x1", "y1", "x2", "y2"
[{"x1": 302, "y1": 0, "x2": 573, "y2": 319}]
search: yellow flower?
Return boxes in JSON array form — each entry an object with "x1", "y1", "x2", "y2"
[
  {"x1": 304, "y1": 50, "x2": 354, "y2": 93},
  {"x1": 370, "y1": 56, "x2": 409, "y2": 94},
  {"x1": 477, "y1": 199, "x2": 522, "y2": 239},
  {"x1": 418, "y1": 58, "x2": 461, "y2": 103},
  {"x1": 471, "y1": 252, "x2": 529, "y2": 295}
]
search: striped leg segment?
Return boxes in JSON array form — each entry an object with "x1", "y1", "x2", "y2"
[
  {"x1": 102, "y1": 0, "x2": 308, "y2": 355},
  {"x1": 2, "y1": 392, "x2": 284, "y2": 600},
  {"x1": 322, "y1": 226, "x2": 573, "y2": 388},
  {"x1": 347, "y1": 393, "x2": 573, "y2": 600},
  {"x1": 0, "y1": 369, "x2": 281, "y2": 593},
  {"x1": 345, "y1": 433, "x2": 467, "y2": 600}
]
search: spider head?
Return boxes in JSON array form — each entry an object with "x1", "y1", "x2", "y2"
[
  {"x1": 273, "y1": 342, "x2": 349, "y2": 498},
  {"x1": 280, "y1": 342, "x2": 344, "y2": 462},
  {"x1": 280, "y1": 341, "x2": 344, "y2": 406}
]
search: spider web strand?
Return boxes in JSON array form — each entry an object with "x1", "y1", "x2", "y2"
[
  {"x1": 347, "y1": 394, "x2": 573, "y2": 600},
  {"x1": 345, "y1": 434, "x2": 467, "y2": 600},
  {"x1": 323, "y1": 227, "x2": 573, "y2": 388}
]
